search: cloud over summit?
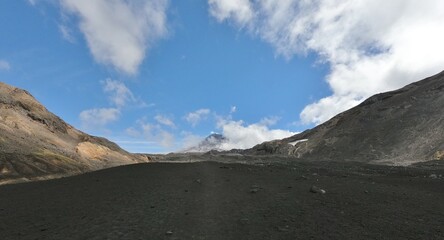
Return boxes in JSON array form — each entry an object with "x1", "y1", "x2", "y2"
[{"x1": 216, "y1": 118, "x2": 296, "y2": 150}]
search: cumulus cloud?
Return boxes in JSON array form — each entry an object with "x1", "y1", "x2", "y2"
[
  {"x1": 79, "y1": 108, "x2": 120, "y2": 129},
  {"x1": 80, "y1": 79, "x2": 141, "y2": 129},
  {"x1": 259, "y1": 116, "x2": 280, "y2": 126},
  {"x1": 216, "y1": 118, "x2": 296, "y2": 150},
  {"x1": 180, "y1": 132, "x2": 205, "y2": 150},
  {"x1": 0, "y1": 60, "x2": 11, "y2": 71},
  {"x1": 154, "y1": 114, "x2": 176, "y2": 128},
  {"x1": 140, "y1": 122, "x2": 175, "y2": 148},
  {"x1": 60, "y1": 0, "x2": 169, "y2": 74},
  {"x1": 209, "y1": 0, "x2": 444, "y2": 125},
  {"x1": 208, "y1": 0, "x2": 254, "y2": 26},
  {"x1": 125, "y1": 116, "x2": 178, "y2": 150},
  {"x1": 184, "y1": 108, "x2": 211, "y2": 127},
  {"x1": 102, "y1": 79, "x2": 136, "y2": 108}
]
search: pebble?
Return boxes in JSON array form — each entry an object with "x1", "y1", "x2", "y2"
[
  {"x1": 277, "y1": 225, "x2": 290, "y2": 232},
  {"x1": 166, "y1": 230, "x2": 173, "y2": 235},
  {"x1": 310, "y1": 186, "x2": 326, "y2": 194},
  {"x1": 250, "y1": 185, "x2": 260, "y2": 193}
]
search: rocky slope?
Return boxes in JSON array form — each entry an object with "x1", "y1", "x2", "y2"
[
  {"x1": 0, "y1": 82, "x2": 149, "y2": 184},
  {"x1": 247, "y1": 71, "x2": 444, "y2": 165}
]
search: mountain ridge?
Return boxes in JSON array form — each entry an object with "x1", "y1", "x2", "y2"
[{"x1": 245, "y1": 70, "x2": 444, "y2": 165}]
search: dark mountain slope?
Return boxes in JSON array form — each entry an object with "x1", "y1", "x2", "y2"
[
  {"x1": 247, "y1": 71, "x2": 444, "y2": 165},
  {"x1": 0, "y1": 82, "x2": 148, "y2": 184}
]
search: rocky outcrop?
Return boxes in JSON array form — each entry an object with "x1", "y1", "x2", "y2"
[
  {"x1": 247, "y1": 71, "x2": 444, "y2": 165},
  {"x1": 0, "y1": 82, "x2": 149, "y2": 184}
]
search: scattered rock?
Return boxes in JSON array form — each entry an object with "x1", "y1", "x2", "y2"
[
  {"x1": 250, "y1": 185, "x2": 260, "y2": 193},
  {"x1": 276, "y1": 225, "x2": 290, "y2": 232},
  {"x1": 310, "y1": 186, "x2": 326, "y2": 194},
  {"x1": 429, "y1": 174, "x2": 438, "y2": 179},
  {"x1": 432, "y1": 150, "x2": 444, "y2": 160}
]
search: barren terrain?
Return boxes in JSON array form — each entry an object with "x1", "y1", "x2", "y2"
[{"x1": 1, "y1": 159, "x2": 443, "y2": 240}]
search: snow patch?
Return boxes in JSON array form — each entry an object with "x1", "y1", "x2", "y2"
[{"x1": 288, "y1": 139, "x2": 308, "y2": 146}]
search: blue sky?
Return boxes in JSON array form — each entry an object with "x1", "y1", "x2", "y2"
[{"x1": 1, "y1": 0, "x2": 443, "y2": 153}]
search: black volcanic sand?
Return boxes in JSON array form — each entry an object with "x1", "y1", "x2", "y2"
[{"x1": 0, "y1": 161, "x2": 443, "y2": 240}]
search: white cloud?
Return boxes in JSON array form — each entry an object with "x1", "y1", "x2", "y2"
[
  {"x1": 184, "y1": 108, "x2": 211, "y2": 127},
  {"x1": 125, "y1": 117, "x2": 178, "y2": 150},
  {"x1": 27, "y1": 0, "x2": 37, "y2": 6},
  {"x1": 154, "y1": 114, "x2": 176, "y2": 128},
  {"x1": 208, "y1": 0, "x2": 254, "y2": 26},
  {"x1": 79, "y1": 79, "x2": 142, "y2": 130},
  {"x1": 127, "y1": 114, "x2": 294, "y2": 152},
  {"x1": 60, "y1": 0, "x2": 169, "y2": 75},
  {"x1": 216, "y1": 118, "x2": 296, "y2": 150},
  {"x1": 125, "y1": 127, "x2": 141, "y2": 138},
  {"x1": 0, "y1": 60, "x2": 11, "y2": 71},
  {"x1": 102, "y1": 79, "x2": 136, "y2": 108},
  {"x1": 79, "y1": 108, "x2": 120, "y2": 129},
  {"x1": 230, "y1": 106, "x2": 237, "y2": 114},
  {"x1": 157, "y1": 130, "x2": 175, "y2": 148},
  {"x1": 141, "y1": 122, "x2": 175, "y2": 148},
  {"x1": 209, "y1": 0, "x2": 444, "y2": 125},
  {"x1": 59, "y1": 24, "x2": 75, "y2": 43},
  {"x1": 180, "y1": 132, "x2": 205, "y2": 150},
  {"x1": 259, "y1": 116, "x2": 280, "y2": 126}
]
